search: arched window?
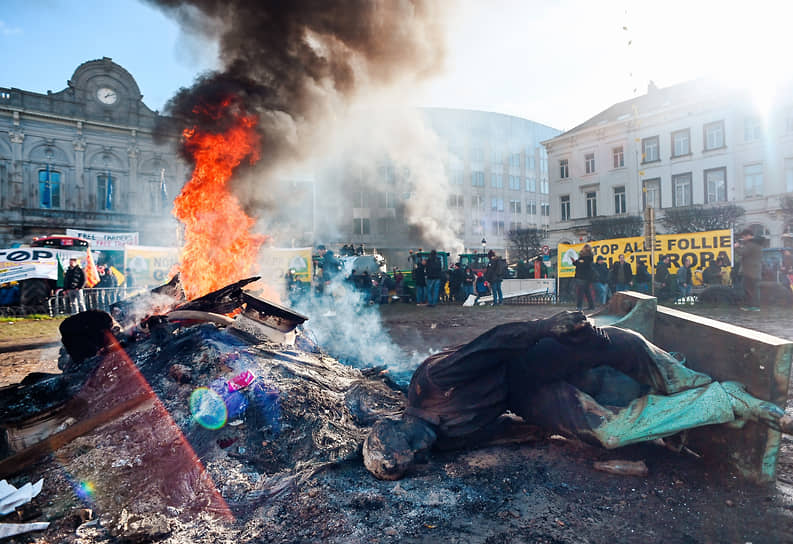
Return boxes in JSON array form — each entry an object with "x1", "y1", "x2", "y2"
[
  {"x1": 97, "y1": 173, "x2": 115, "y2": 211},
  {"x1": 38, "y1": 168, "x2": 61, "y2": 209},
  {"x1": 149, "y1": 168, "x2": 169, "y2": 213}
]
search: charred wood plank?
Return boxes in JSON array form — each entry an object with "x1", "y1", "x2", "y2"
[
  {"x1": 176, "y1": 276, "x2": 260, "y2": 313},
  {"x1": 0, "y1": 393, "x2": 153, "y2": 478}
]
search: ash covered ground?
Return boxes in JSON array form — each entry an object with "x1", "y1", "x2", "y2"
[{"x1": 2, "y1": 303, "x2": 793, "y2": 543}]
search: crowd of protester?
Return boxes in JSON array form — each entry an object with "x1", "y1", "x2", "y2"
[{"x1": 307, "y1": 236, "x2": 793, "y2": 312}]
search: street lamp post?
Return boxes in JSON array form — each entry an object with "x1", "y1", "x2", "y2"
[{"x1": 481, "y1": 238, "x2": 487, "y2": 254}]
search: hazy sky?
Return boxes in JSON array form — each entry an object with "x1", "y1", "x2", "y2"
[{"x1": 1, "y1": 0, "x2": 791, "y2": 131}]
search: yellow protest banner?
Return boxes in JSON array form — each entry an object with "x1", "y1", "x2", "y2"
[
  {"x1": 557, "y1": 229, "x2": 734, "y2": 278},
  {"x1": 124, "y1": 245, "x2": 180, "y2": 288},
  {"x1": 258, "y1": 247, "x2": 313, "y2": 287}
]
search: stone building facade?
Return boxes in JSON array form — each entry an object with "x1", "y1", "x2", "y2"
[
  {"x1": 543, "y1": 80, "x2": 793, "y2": 248},
  {"x1": 0, "y1": 57, "x2": 185, "y2": 247},
  {"x1": 317, "y1": 108, "x2": 560, "y2": 264}
]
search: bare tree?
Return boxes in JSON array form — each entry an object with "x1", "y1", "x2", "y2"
[
  {"x1": 588, "y1": 215, "x2": 643, "y2": 240},
  {"x1": 660, "y1": 204, "x2": 744, "y2": 234},
  {"x1": 507, "y1": 227, "x2": 546, "y2": 262}
]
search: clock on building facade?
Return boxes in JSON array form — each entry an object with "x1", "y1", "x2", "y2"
[{"x1": 96, "y1": 87, "x2": 118, "y2": 105}]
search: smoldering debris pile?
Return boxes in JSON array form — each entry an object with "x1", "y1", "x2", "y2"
[{"x1": 0, "y1": 277, "x2": 406, "y2": 542}]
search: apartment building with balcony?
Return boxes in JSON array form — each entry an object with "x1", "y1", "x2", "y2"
[{"x1": 543, "y1": 80, "x2": 793, "y2": 248}]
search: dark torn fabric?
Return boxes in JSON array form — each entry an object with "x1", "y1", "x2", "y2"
[{"x1": 406, "y1": 322, "x2": 713, "y2": 442}]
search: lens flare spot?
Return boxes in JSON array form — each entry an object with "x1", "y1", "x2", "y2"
[
  {"x1": 76, "y1": 480, "x2": 95, "y2": 501},
  {"x1": 190, "y1": 387, "x2": 228, "y2": 430}
]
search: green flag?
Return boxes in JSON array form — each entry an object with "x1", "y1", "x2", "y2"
[{"x1": 56, "y1": 254, "x2": 65, "y2": 288}]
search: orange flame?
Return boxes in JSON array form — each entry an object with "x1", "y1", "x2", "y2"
[{"x1": 173, "y1": 99, "x2": 268, "y2": 300}]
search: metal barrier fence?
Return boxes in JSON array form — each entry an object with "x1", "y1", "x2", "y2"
[
  {"x1": 37, "y1": 287, "x2": 150, "y2": 317},
  {"x1": 504, "y1": 292, "x2": 558, "y2": 305},
  {"x1": 47, "y1": 287, "x2": 143, "y2": 316}
]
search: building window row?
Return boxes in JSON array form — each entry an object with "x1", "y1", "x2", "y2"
[
  {"x1": 38, "y1": 168, "x2": 121, "y2": 211},
  {"x1": 642, "y1": 120, "x2": 727, "y2": 165},
  {"x1": 672, "y1": 173, "x2": 692, "y2": 207},
  {"x1": 672, "y1": 129, "x2": 690, "y2": 157},
  {"x1": 705, "y1": 121, "x2": 724, "y2": 149},
  {"x1": 560, "y1": 195, "x2": 570, "y2": 221},
  {"x1": 444, "y1": 196, "x2": 547, "y2": 217},
  {"x1": 744, "y1": 117, "x2": 762, "y2": 142},
  {"x1": 584, "y1": 153, "x2": 596, "y2": 174},
  {"x1": 447, "y1": 194, "x2": 464, "y2": 209},
  {"x1": 527, "y1": 199, "x2": 537, "y2": 215},
  {"x1": 353, "y1": 218, "x2": 370, "y2": 235},
  {"x1": 38, "y1": 169, "x2": 61, "y2": 209},
  {"x1": 614, "y1": 186, "x2": 626, "y2": 214},
  {"x1": 526, "y1": 177, "x2": 537, "y2": 192},
  {"x1": 585, "y1": 191, "x2": 597, "y2": 217},
  {"x1": 641, "y1": 164, "x2": 765, "y2": 208},
  {"x1": 613, "y1": 146, "x2": 624, "y2": 168},
  {"x1": 642, "y1": 136, "x2": 660, "y2": 163},
  {"x1": 744, "y1": 163, "x2": 763, "y2": 197}
]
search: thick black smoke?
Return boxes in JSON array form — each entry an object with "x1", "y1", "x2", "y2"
[{"x1": 149, "y1": 0, "x2": 448, "y2": 174}]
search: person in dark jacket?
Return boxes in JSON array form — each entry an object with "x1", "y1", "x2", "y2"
[
  {"x1": 633, "y1": 261, "x2": 651, "y2": 294},
  {"x1": 485, "y1": 250, "x2": 507, "y2": 305},
  {"x1": 97, "y1": 264, "x2": 118, "y2": 307},
  {"x1": 676, "y1": 256, "x2": 693, "y2": 300},
  {"x1": 425, "y1": 250, "x2": 443, "y2": 307},
  {"x1": 654, "y1": 254, "x2": 677, "y2": 301},
  {"x1": 609, "y1": 254, "x2": 633, "y2": 293},
  {"x1": 573, "y1": 244, "x2": 595, "y2": 311},
  {"x1": 450, "y1": 263, "x2": 465, "y2": 302},
  {"x1": 592, "y1": 256, "x2": 610, "y2": 305},
  {"x1": 735, "y1": 229, "x2": 763, "y2": 310},
  {"x1": 413, "y1": 258, "x2": 428, "y2": 305},
  {"x1": 462, "y1": 266, "x2": 475, "y2": 300},
  {"x1": 64, "y1": 257, "x2": 86, "y2": 314},
  {"x1": 317, "y1": 245, "x2": 341, "y2": 283},
  {"x1": 702, "y1": 260, "x2": 722, "y2": 286}
]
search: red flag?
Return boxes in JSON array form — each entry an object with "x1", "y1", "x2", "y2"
[{"x1": 84, "y1": 248, "x2": 100, "y2": 287}]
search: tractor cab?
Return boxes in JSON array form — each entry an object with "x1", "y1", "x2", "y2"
[
  {"x1": 457, "y1": 252, "x2": 490, "y2": 273},
  {"x1": 409, "y1": 250, "x2": 450, "y2": 270}
]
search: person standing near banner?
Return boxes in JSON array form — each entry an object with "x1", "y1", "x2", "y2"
[
  {"x1": 64, "y1": 257, "x2": 86, "y2": 314},
  {"x1": 735, "y1": 229, "x2": 763, "y2": 311},
  {"x1": 593, "y1": 256, "x2": 610, "y2": 305},
  {"x1": 609, "y1": 254, "x2": 633, "y2": 294},
  {"x1": 573, "y1": 244, "x2": 595, "y2": 311}
]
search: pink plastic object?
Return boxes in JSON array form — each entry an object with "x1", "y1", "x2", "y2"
[{"x1": 228, "y1": 370, "x2": 255, "y2": 392}]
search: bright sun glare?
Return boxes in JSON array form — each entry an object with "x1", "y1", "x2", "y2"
[{"x1": 683, "y1": 1, "x2": 793, "y2": 116}]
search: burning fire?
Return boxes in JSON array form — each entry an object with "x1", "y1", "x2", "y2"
[{"x1": 173, "y1": 98, "x2": 268, "y2": 300}]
